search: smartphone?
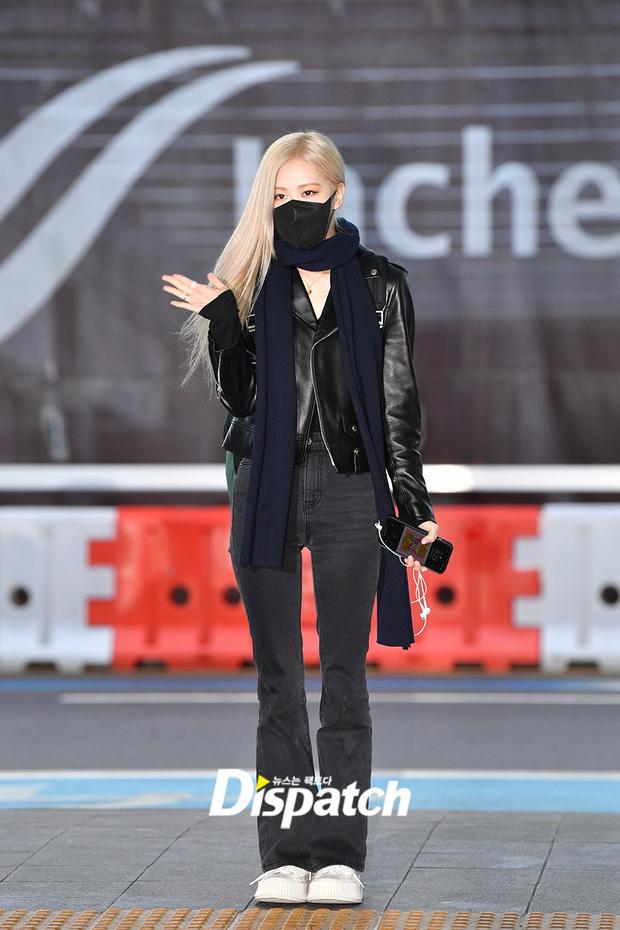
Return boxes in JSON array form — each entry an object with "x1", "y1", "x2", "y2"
[{"x1": 381, "y1": 516, "x2": 453, "y2": 573}]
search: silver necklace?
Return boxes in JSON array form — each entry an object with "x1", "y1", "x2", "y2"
[{"x1": 299, "y1": 269, "x2": 330, "y2": 294}]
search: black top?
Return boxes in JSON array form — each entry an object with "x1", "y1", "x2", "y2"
[{"x1": 293, "y1": 268, "x2": 331, "y2": 434}]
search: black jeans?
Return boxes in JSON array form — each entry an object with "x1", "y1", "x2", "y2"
[{"x1": 229, "y1": 427, "x2": 381, "y2": 874}]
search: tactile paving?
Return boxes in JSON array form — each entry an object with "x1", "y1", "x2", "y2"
[{"x1": 0, "y1": 911, "x2": 619, "y2": 930}]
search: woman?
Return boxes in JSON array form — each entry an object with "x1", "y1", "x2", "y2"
[{"x1": 162, "y1": 130, "x2": 439, "y2": 905}]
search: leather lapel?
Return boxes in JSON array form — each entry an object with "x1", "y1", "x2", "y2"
[{"x1": 314, "y1": 288, "x2": 336, "y2": 338}]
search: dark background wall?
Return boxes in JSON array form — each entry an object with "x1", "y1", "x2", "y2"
[{"x1": 1, "y1": 0, "x2": 619, "y2": 466}]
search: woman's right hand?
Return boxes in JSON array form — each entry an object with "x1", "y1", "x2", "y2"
[{"x1": 161, "y1": 271, "x2": 231, "y2": 315}]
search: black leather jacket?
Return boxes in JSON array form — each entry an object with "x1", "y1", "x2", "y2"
[{"x1": 205, "y1": 244, "x2": 436, "y2": 526}]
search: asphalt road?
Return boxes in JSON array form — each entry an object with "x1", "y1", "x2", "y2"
[{"x1": 1, "y1": 673, "x2": 619, "y2": 772}]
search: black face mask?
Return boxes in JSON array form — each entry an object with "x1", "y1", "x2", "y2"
[{"x1": 272, "y1": 189, "x2": 337, "y2": 250}]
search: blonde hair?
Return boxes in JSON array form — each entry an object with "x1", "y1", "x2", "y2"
[{"x1": 177, "y1": 129, "x2": 346, "y2": 395}]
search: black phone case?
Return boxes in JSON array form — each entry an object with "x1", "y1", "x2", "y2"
[{"x1": 383, "y1": 516, "x2": 453, "y2": 574}]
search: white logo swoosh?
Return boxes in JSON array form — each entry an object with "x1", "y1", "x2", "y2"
[
  {"x1": 0, "y1": 46, "x2": 251, "y2": 222},
  {"x1": 0, "y1": 56, "x2": 299, "y2": 343}
]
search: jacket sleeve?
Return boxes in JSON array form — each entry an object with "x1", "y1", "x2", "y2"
[
  {"x1": 200, "y1": 289, "x2": 256, "y2": 417},
  {"x1": 382, "y1": 269, "x2": 437, "y2": 526}
]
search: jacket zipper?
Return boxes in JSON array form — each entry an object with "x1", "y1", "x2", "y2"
[
  {"x1": 309, "y1": 270, "x2": 380, "y2": 470},
  {"x1": 310, "y1": 327, "x2": 338, "y2": 468},
  {"x1": 301, "y1": 392, "x2": 317, "y2": 454}
]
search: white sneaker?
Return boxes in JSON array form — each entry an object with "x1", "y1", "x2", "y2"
[
  {"x1": 249, "y1": 864, "x2": 312, "y2": 903},
  {"x1": 306, "y1": 864, "x2": 364, "y2": 904}
]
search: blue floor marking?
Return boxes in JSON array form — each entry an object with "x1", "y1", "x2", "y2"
[{"x1": 1, "y1": 772, "x2": 619, "y2": 811}]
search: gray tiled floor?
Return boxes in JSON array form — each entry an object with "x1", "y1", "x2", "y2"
[{"x1": 1, "y1": 809, "x2": 620, "y2": 913}]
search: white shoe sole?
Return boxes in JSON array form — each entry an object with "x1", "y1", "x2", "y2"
[
  {"x1": 306, "y1": 878, "x2": 363, "y2": 904},
  {"x1": 253, "y1": 877, "x2": 308, "y2": 903}
]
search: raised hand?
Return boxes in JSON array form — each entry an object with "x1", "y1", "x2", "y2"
[{"x1": 161, "y1": 271, "x2": 230, "y2": 313}]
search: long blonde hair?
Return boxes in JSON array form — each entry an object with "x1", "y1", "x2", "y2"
[{"x1": 177, "y1": 129, "x2": 346, "y2": 395}]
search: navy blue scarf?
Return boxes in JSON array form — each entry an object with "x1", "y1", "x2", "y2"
[{"x1": 238, "y1": 217, "x2": 415, "y2": 649}]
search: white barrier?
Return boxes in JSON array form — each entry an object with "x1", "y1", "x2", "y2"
[
  {"x1": 514, "y1": 504, "x2": 620, "y2": 673},
  {"x1": 0, "y1": 507, "x2": 116, "y2": 673}
]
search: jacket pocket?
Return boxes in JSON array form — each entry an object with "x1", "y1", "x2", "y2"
[{"x1": 340, "y1": 412, "x2": 361, "y2": 438}]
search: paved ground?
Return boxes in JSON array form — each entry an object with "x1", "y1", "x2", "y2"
[
  {"x1": 1, "y1": 808, "x2": 620, "y2": 912},
  {"x1": 1, "y1": 673, "x2": 619, "y2": 914}
]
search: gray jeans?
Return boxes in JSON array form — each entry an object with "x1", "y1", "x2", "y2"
[{"x1": 229, "y1": 427, "x2": 382, "y2": 874}]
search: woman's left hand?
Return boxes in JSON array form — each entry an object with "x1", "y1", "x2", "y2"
[
  {"x1": 406, "y1": 520, "x2": 439, "y2": 572},
  {"x1": 161, "y1": 272, "x2": 228, "y2": 314}
]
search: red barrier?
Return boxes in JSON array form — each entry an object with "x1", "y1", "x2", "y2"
[
  {"x1": 89, "y1": 506, "x2": 254, "y2": 669},
  {"x1": 88, "y1": 504, "x2": 541, "y2": 672}
]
